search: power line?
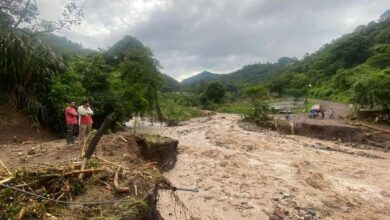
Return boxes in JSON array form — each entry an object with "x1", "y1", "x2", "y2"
[{"x1": 0, "y1": 183, "x2": 136, "y2": 205}]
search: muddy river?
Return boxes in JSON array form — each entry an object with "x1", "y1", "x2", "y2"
[{"x1": 143, "y1": 114, "x2": 390, "y2": 220}]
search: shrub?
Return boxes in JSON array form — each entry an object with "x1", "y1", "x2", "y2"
[
  {"x1": 161, "y1": 99, "x2": 201, "y2": 124},
  {"x1": 244, "y1": 101, "x2": 270, "y2": 126}
]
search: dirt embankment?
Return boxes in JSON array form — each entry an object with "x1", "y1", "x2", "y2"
[
  {"x1": 0, "y1": 104, "x2": 58, "y2": 144},
  {"x1": 0, "y1": 132, "x2": 179, "y2": 219},
  {"x1": 147, "y1": 114, "x2": 390, "y2": 220},
  {"x1": 268, "y1": 100, "x2": 390, "y2": 150}
]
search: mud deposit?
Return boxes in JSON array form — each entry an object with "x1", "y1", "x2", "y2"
[{"x1": 144, "y1": 114, "x2": 390, "y2": 220}]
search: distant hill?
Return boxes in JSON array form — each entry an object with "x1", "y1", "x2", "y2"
[
  {"x1": 181, "y1": 71, "x2": 221, "y2": 85},
  {"x1": 180, "y1": 57, "x2": 296, "y2": 93},
  {"x1": 161, "y1": 74, "x2": 181, "y2": 92},
  {"x1": 217, "y1": 57, "x2": 296, "y2": 85},
  {"x1": 37, "y1": 33, "x2": 95, "y2": 56}
]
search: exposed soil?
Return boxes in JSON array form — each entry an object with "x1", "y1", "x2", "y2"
[
  {"x1": 0, "y1": 132, "x2": 179, "y2": 219},
  {"x1": 136, "y1": 134, "x2": 179, "y2": 171},
  {"x1": 271, "y1": 100, "x2": 390, "y2": 149},
  {"x1": 0, "y1": 104, "x2": 59, "y2": 144},
  {"x1": 145, "y1": 114, "x2": 390, "y2": 220}
]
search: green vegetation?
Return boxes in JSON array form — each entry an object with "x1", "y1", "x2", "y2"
[
  {"x1": 243, "y1": 101, "x2": 270, "y2": 126},
  {"x1": 200, "y1": 82, "x2": 226, "y2": 109},
  {"x1": 216, "y1": 101, "x2": 251, "y2": 115},
  {"x1": 161, "y1": 99, "x2": 201, "y2": 124},
  {"x1": 0, "y1": 1, "x2": 183, "y2": 134},
  {"x1": 266, "y1": 14, "x2": 390, "y2": 110},
  {"x1": 177, "y1": 11, "x2": 389, "y2": 116},
  {"x1": 1, "y1": 0, "x2": 389, "y2": 134},
  {"x1": 160, "y1": 92, "x2": 201, "y2": 124}
]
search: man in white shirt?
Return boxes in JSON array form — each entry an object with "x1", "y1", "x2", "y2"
[{"x1": 78, "y1": 100, "x2": 94, "y2": 143}]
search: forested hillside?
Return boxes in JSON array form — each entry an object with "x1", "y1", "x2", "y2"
[
  {"x1": 181, "y1": 57, "x2": 296, "y2": 87},
  {"x1": 161, "y1": 74, "x2": 181, "y2": 92},
  {"x1": 180, "y1": 12, "x2": 390, "y2": 111},
  {"x1": 0, "y1": 2, "x2": 169, "y2": 133},
  {"x1": 267, "y1": 12, "x2": 390, "y2": 109},
  {"x1": 181, "y1": 71, "x2": 221, "y2": 85},
  {"x1": 38, "y1": 33, "x2": 95, "y2": 56}
]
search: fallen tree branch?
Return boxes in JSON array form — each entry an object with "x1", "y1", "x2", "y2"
[
  {"x1": 64, "y1": 168, "x2": 105, "y2": 176},
  {"x1": 84, "y1": 112, "x2": 116, "y2": 159},
  {"x1": 0, "y1": 177, "x2": 13, "y2": 184},
  {"x1": 133, "y1": 183, "x2": 138, "y2": 196},
  {"x1": 96, "y1": 156, "x2": 129, "y2": 171},
  {"x1": 78, "y1": 158, "x2": 88, "y2": 180},
  {"x1": 38, "y1": 169, "x2": 105, "y2": 179},
  {"x1": 0, "y1": 159, "x2": 11, "y2": 175},
  {"x1": 114, "y1": 168, "x2": 129, "y2": 193},
  {"x1": 357, "y1": 122, "x2": 390, "y2": 134},
  {"x1": 344, "y1": 118, "x2": 390, "y2": 134}
]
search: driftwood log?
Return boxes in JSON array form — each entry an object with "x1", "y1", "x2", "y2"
[
  {"x1": 113, "y1": 167, "x2": 130, "y2": 193},
  {"x1": 84, "y1": 112, "x2": 117, "y2": 159}
]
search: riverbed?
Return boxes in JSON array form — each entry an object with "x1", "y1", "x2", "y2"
[{"x1": 147, "y1": 114, "x2": 390, "y2": 220}]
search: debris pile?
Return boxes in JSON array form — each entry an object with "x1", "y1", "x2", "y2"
[{"x1": 0, "y1": 132, "x2": 180, "y2": 220}]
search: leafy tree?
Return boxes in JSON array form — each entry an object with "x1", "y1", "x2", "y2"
[
  {"x1": 242, "y1": 85, "x2": 268, "y2": 102},
  {"x1": 0, "y1": 0, "x2": 83, "y2": 126},
  {"x1": 330, "y1": 35, "x2": 371, "y2": 68},
  {"x1": 285, "y1": 73, "x2": 310, "y2": 97},
  {"x1": 351, "y1": 69, "x2": 390, "y2": 109},
  {"x1": 0, "y1": 0, "x2": 83, "y2": 33},
  {"x1": 366, "y1": 53, "x2": 390, "y2": 69},
  {"x1": 48, "y1": 69, "x2": 86, "y2": 131},
  {"x1": 201, "y1": 82, "x2": 226, "y2": 105},
  {"x1": 244, "y1": 101, "x2": 270, "y2": 126},
  {"x1": 0, "y1": 32, "x2": 64, "y2": 122},
  {"x1": 114, "y1": 38, "x2": 163, "y2": 120}
]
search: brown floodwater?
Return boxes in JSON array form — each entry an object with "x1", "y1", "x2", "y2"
[{"x1": 142, "y1": 114, "x2": 390, "y2": 220}]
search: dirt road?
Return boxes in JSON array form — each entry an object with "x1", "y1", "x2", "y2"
[
  {"x1": 150, "y1": 114, "x2": 390, "y2": 220},
  {"x1": 288, "y1": 99, "x2": 351, "y2": 126}
]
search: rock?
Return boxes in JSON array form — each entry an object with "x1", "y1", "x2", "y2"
[
  {"x1": 240, "y1": 202, "x2": 254, "y2": 209},
  {"x1": 306, "y1": 208, "x2": 316, "y2": 216},
  {"x1": 27, "y1": 148, "x2": 36, "y2": 155},
  {"x1": 281, "y1": 192, "x2": 291, "y2": 199},
  {"x1": 234, "y1": 193, "x2": 246, "y2": 199},
  {"x1": 204, "y1": 195, "x2": 214, "y2": 200},
  {"x1": 380, "y1": 190, "x2": 390, "y2": 197},
  {"x1": 270, "y1": 207, "x2": 285, "y2": 220},
  {"x1": 291, "y1": 215, "x2": 305, "y2": 220}
]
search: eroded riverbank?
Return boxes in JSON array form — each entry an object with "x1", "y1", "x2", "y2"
[{"x1": 147, "y1": 114, "x2": 390, "y2": 220}]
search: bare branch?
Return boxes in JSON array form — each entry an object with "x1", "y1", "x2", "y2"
[{"x1": 13, "y1": 0, "x2": 32, "y2": 28}]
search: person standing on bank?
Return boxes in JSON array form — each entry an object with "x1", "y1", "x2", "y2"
[
  {"x1": 78, "y1": 100, "x2": 94, "y2": 143},
  {"x1": 65, "y1": 101, "x2": 78, "y2": 146}
]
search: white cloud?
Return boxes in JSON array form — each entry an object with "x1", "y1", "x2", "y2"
[{"x1": 36, "y1": 0, "x2": 390, "y2": 80}]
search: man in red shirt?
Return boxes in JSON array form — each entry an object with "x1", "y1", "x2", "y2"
[
  {"x1": 65, "y1": 101, "x2": 78, "y2": 146},
  {"x1": 78, "y1": 100, "x2": 94, "y2": 143}
]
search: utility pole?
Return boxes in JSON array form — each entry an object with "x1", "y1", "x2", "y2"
[{"x1": 305, "y1": 84, "x2": 312, "y2": 112}]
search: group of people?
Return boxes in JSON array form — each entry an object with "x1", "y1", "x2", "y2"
[
  {"x1": 64, "y1": 100, "x2": 94, "y2": 146},
  {"x1": 308, "y1": 107, "x2": 335, "y2": 119}
]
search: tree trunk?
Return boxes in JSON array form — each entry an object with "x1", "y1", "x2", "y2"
[
  {"x1": 83, "y1": 112, "x2": 116, "y2": 159},
  {"x1": 153, "y1": 86, "x2": 164, "y2": 121}
]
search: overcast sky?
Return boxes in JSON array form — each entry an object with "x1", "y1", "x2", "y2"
[{"x1": 36, "y1": 0, "x2": 390, "y2": 81}]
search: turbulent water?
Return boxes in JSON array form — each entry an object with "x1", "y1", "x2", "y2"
[{"x1": 143, "y1": 114, "x2": 390, "y2": 220}]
